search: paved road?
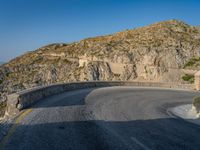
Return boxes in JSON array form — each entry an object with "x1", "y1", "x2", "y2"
[{"x1": 1, "y1": 86, "x2": 200, "y2": 150}]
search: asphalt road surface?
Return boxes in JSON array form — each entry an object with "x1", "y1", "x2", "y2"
[{"x1": 1, "y1": 86, "x2": 200, "y2": 150}]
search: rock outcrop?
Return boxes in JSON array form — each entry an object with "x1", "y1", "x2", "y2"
[{"x1": 0, "y1": 20, "x2": 200, "y2": 104}]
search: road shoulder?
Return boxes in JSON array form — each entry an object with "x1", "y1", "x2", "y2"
[{"x1": 168, "y1": 104, "x2": 200, "y2": 126}]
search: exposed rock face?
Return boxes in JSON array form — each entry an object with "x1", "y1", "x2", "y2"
[{"x1": 0, "y1": 20, "x2": 200, "y2": 101}]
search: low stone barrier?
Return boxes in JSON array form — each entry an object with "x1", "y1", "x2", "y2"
[{"x1": 5, "y1": 81, "x2": 194, "y2": 117}]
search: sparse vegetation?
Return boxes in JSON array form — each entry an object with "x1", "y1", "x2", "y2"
[
  {"x1": 113, "y1": 73, "x2": 120, "y2": 77},
  {"x1": 183, "y1": 57, "x2": 200, "y2": 68},
  {"x1": 63, "y1": 59, "x2": 70, "y2": 64}
]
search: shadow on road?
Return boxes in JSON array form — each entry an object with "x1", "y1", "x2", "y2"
[{"x1": 1, "y1": 117, "x2": 200, "y2": 150}]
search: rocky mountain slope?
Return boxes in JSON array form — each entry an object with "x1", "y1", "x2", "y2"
[{"x1": 0, "y1": 20, "x2": 200, "y2": 106}]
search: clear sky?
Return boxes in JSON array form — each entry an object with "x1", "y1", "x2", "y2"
[{"x1": 0, "y1": 0, "x2": 200, "y2": 62}]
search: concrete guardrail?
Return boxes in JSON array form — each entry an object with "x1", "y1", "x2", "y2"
[{"x1": 5, "y1": 81, "x2": 195, "y2": 117}]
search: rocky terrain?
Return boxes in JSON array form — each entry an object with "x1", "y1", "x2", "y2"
[{"x1": 0, "y1": 20, "x2": 200, "y2": 116}]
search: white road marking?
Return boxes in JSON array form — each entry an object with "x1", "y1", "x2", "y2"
[{"x1": 131, "y1": 137, "x2": 152, "y2": 150}]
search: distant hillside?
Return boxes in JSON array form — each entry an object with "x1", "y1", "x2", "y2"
[{"x1": 0, "y1": 19, "x2": 200, "y2": 103}]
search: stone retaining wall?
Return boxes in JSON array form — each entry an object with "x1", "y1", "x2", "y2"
[{"x1": 5, "y1": 81, "x2": 194, "y2": 117}]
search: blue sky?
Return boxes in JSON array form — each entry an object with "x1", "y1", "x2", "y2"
[{"x1": 0, "y1": 0, "x2": 200, "y2": 62}]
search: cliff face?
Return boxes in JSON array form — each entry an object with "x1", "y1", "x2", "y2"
[{"x1": 0, "y1": 20, "x2": 200, "y2": 101}]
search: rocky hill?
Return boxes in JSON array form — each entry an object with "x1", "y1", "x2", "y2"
[{"x1": 0, "y1": 20, "x2": 200, "y2": 108}]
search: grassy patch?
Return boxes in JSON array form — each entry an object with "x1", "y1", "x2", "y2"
[
  {"x1": 193, "y1": 96, "x2": 200, "y2": 113},
  {"x1": 181, "y1": 74, "x2": 194, "y2": 83}
]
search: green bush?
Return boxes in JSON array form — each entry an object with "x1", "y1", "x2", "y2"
[
  {"x1": 193, "y1": 96, "x2": 200, "y2": 113},
  {"x1": 181, "y1": 74, "x2": 194, "y2": 83}
]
